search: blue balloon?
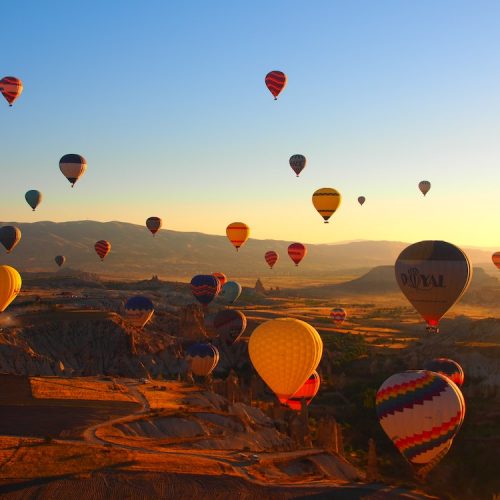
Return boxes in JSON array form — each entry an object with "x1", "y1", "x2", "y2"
[
  {"x1": 124, "y1": 295, "x2": 154, "y2": 312},
  {"x1": 25, "y1": 190, "x2": 42, "y2": 211},
  {"x1": 190, "y1": 274, "x2": 221, "y2": 305},
  {"x1": 219, "y1": 281, "x2": 242, "y2": 304}
]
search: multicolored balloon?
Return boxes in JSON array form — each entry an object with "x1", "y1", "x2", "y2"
[
  {"x1": 213, "y1": 309, "x2": 247, "y2": 345},
  {"x1": 190, "y1": 274, "x2": 221, "y2": 306},
  {"x1": 423, "y1": 358, "x2": 464, "y2": 387},
  {"x1": 219, "y1": 280, "x2": 242, "y2": 305},
  {"x1": 376, "y1": 371, "x2": 465, "y2": 473},
  {"x1": 395, "y1": 241, "x2": 472, "y2": 333},
  {"x1": 330, "y1": 307, "x2": 347, "y2": 326},
  {"x1": 312, "y1": 188, "x2": 342, "y2": 223},
  {"x1": 288, "y1": 243, "x2": 307, "y2": 267},
  {"x1": 95, "y1": 240, "x2": 111, "y2": 261},
  {"x1": 25, "y1": 190, "x2": 42, "y2": 211},
  {"x1": 0, "y1": 77, "x2": 23, "y2": 107},
  {"x1": 419, "y1": 181, "x2": 431, "y2": 196},
  {"x1": 265, "y1": 251, "x2": 279, "y2": 269},
  {"x1": 0, "y1": 265, "x2": 21, "y2": 312},
  {"x1": 492, "y1": 252, "x2": 500, "y2": 270},
  {"x1": 55, "y1": 255, "x2": 66, "y2": 267},
  {"x1": 284, "y1": 371, "x2": 320, "y2": 411},
  {"x1": 59, "y1": 154, "x2": 87, "y2": 187},
  {"x1": 248, "y1": 318, "x2": 323, "y2": 403},
  {"x1": 186, "y1": 343, "x2": 219, "y2": 376},
  {"x1": 226, "y1": 222, "x2": 250, "y2": 251},
  {"x1": 146, "y1": 217, "x2": 162, "y2": 236},
  {"x1": 124, "y1": 295, "x2": 154, "y2": 329},
  {"x1": 289, "y1": 154, "x2": 306, "y2": 177},
  {"x1": 358, "y1": 196, "x2": 366, "y2": 206},
  {"x1": 212, "y1": 272, "x2": 227, "y2": 288},
  {"x1": 265, "y1": 71, "x2": 287, "y2": 100},
  {"x1": 0, "y1": 226, "x2": 21, "y2": 253}
]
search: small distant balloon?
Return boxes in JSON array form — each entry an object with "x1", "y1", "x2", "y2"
[
  {"x1": 124, "y1": 295, "x2": 154, "y2": 329},
  {"x1": 289, "y1": 154, "x2": 306, "y2": 177},
  {"x1": 25, "y1": 190, "x2": 42, "y2": 211},
  {"x1": 190, "y1": 275, "x2": 221, "y2": 306},
  {"x1": 330, "y1": 307, "x2": 346, "y2": 326},
  {"x1": 59, "y1": 154, "x2": 87, "y2": 187},
  {"x1": 226, "y1": 222, "x2": 250, "y2": 251},
  {"x1": 219, "y1": 281, "x2": 242, "y2": 304},
  {"x1": 288, "y1": 243, "x2": 307, "y2": 267},
  {"x1": 419, "y1": 180, "x2": 431, "y2": 196},
  {"x1": 358, "y1": 196, "x2": 366, "y2": 206},
  {"x1": 0, "y1": 226, "x2": 21, "y2": 254},
  {"x1": 0, "y1": 77, "x2": 23, "y2": 107},
  {"x1": 424, "y1": 358, "x2": 464, "y2": 387},
  {"x1": 492, "y1": 252, "x2": 500, "y2": 270},
  {"x1": 95, "y1": 240, "x2": 111, "y2": 261},
  {"x1": 265, "y1": 71, "x2": 287, "y2": 100},
  {"x1": 213, "y1": 309, "x2": 247, "y2": 345},
  {"x1": 55, "y1": 255, "x2": 66, "y2": 267},
  {"x1": 265, "y1": 251, "x2": 279, "y2": 269},
  {"x1": 146, "y1": 217, "x2": 162, "y2": 236},
  {"x1": 312, "y1": 188, "x2": 342, "y2": 223}
]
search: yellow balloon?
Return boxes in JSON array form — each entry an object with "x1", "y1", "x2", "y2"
[
  {"x1": 312, "y1": 188, "x2": 342, "y2": 223},
  {"x1": 226, "y1": 222, "x2": 250, "y2": 251},
  {"x1": 248, "y1": 318, "x2": 323, "y2": 402},
  {"x1": 0, "y1": 265, "x2": 21, "y2": 312}
]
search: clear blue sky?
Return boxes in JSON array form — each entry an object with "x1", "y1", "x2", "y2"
[{"x1": 1, "y1": 0, "x2": 499, "y2": 246}]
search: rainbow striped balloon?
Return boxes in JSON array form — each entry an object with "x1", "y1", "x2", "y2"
[
  {"x1": 424, "y1": 358, "x2": 464, "y2": 387},
  {"x1": 376, "y1": 370, "x2": 465, "y2": 468},
  {"x1": 265, "y1": 71, "x2": 287, "y2": 100}
]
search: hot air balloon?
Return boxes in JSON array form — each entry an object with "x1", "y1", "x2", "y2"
[
  {"x1": 190, "y1": 275, "x2": 221, "y2": 306},
  {"x1": 419, "y1": 181, "x2": 431, "y2": 196},
  {"x1": 265, "y1": 71, "x2": 287, "y2": 100},
  {"x1": 265, "y1": 251, "x2": 279, "y2": 269},
  {"x1": 284, "y1": 371, "x2": 320, "y2": 411},
  {"x1": 146, "y1": 217, "x2": 162, "y2": 236},
  {"x1": 492, "y1": 252, "x2": 500, "y2": 270},
  {"x1": 358, "y1": 196, "x2": 366, "y2": 206},
  {"x1": 423, "y1": 358, "x2": 464, "y2": 387},
  {"x1": 226, "y1": 222, "x2": 250, "y2": 251},
  {"x1": 330, "y1": 307, "x2": 347, "y2": 326},
  {"x1": 248, "y1": 318, "x2": 323, "y2": 403},
  {"x1": 124, "y1": 295, "x2": 154, "y2": 329},
  {"x1": 213, "y1": 309, "x2": 247, "y2": 345},
  {"x1": 95, "y1": 240, "x2": 111, "y2": 261},
  {"x1": 0, "y1": 265, "x2": 21, "y2": 312},
  {"x1": 395, "y1": 241, "x2": 472, "y2": 333},
  {"x1": 25, "y1": 190, "x2": 42, "y2": 211},
  {"x1": 288, "y1": 243, "x2": 307, "y2": 267},
  {"x1": 0, "y1": 226, "x2": 21, "y2": 253},
  {"x1": 289, "y1": 154, "x2": 306, "y2": 177},
  {"x1": 0, "y1": 77, "x2": 23, "y2": 106},
  {"x1": 55, "y1": 255, "x2": 66, "y2": 267},
  {"x1": 219, "y1": 281, "x2": 242, "y2": 305},
  {"x1": 376, "y1": 370, "x2": 465, "y2": 476},
  {"x1": 212, "y1": 272, "x2": 227, "y2": 288},
  {"x1": 186, "y1": 343, "x2": 219, "y2": 376},
  {"x1": 312, "y1": 188, "x2": 342, "y2": 223},
  {"x1": 59, "y1": 154, "x2": 87, "y2": 187}
]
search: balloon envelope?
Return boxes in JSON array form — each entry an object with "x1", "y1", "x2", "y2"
[
  {"x1": 289, "y1": 154, "x2": 306, "y2": 177},
  {"x1": 265, "y1": 251, "x2": 279, "y2": 269},
  {"x1": 212, "y1": 272, "x2": 227, "y2": 288},
  {"x1": 376, "y1": 370, "x2": 465, "y2": 467},
  {"x1": 288, "y1": 243, "x2": 307, "y2": 266},
  {"x1": 213, "y1": 309, "x2": 247, "y2": 345},
  {"x1": 0, "y1": 265, "x2": 21, "y2": 312},
  {"x1": 226, "y1": 222, "x2": 250, "y2": 251},
  {"x1": 419, "y1": 181, "x2": 431, "y2": 196},
  {"x1": 330, "y1": 307, "x2": 346, "y2": 326},
  {"x1": 265, "y1": 71, "x2": 287, "y2": 99},
  {"x1": 186, "y1": 343, "x2": 219, "y2": 376},
  {"x1": 492, "y1": 252, "x2": 500, "y2": 270},
  {"x1": 146, "y1": 217, "x2": 162, "y2": 236},
  {"x1": 423, "y1": 358, "x2": 464, "y2": 387},
  {"x1": 312, "y1": 188, "x2": 342, "y2": 223},
  {"x1": 0, "y1": 226, "x2": 21, "y2": 253},
  {"x1": 190, "y1": 275, "x2": 221, "y2": 306},
  {"x1": 0, "y1": 76, "x2": 23, "y2": 106},
  {"x1": 55, "y1": 255, "x2": 66, "y2": 267},
  {"x1": 285, "y1": 371, "x2": 320, "y2": 411},
  {"x1": 219, "y1": 281, "x2": 242, "y2": 304},
  {"x1": 25, "y1": 190, "x2": 42, "y2": 211},
  {"x1": 395, "y1": 241, "x2": 472, "y2": 333},
  {"x1": 59, "y1": 154, "x2": 87, "y2": 187},
  {"x1": 95, "y1": 240, "x2": 111, "y2": 260},
  {"x1": 358, "y1": 196, "x2": 366, "y2": 206},
  {"x1": 248, "y1": 318, "x2": 323, "y2": 402},
  {"x1": 124, "y1": 295, "x2": 154, "y2": 329}
]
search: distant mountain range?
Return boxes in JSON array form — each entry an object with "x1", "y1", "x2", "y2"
[{"x1": 0, "y1": 220, "x2": 494, "y2": 279}]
